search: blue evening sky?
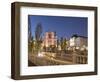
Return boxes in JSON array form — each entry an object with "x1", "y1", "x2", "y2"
[{"x1": 28, "y1": 15, "x2": 88, "y2": 39}]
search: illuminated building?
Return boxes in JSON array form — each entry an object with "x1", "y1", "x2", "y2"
[
  {"x1": 70, "y1": 35, "x2": 87, "y2": 50},
  {"x1": 42, "y1": 32, "x2": 57, "y2": 47}
]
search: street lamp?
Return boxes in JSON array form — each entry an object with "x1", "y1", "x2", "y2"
[{"x1": 38, "y1": 52, "x2": 44, "y2": 57}]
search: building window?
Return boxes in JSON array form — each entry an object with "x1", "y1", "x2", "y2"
[{"x1": 48, "y1": 33, "x2": 52, "y2": 39}]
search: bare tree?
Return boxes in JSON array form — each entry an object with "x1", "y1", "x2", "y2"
[
  {"x1": 35, "y1": 23, "x2": 43, "y2": 52},
  {"x1": 60, "y1": 37, "x2": 67, "y2": 51},
  {"x1": 35, "y1": 23, "x2": 42, "y2": 41},
  {"x1": 28, "y1": 16, "x2": 33, "y2": 52}
]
